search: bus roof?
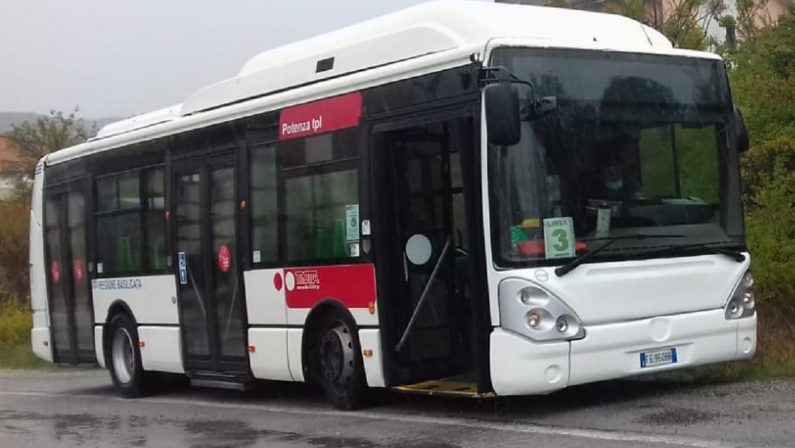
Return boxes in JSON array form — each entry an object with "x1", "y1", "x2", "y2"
[{"x1": 50, "y1": 0, "x2": 719, "y2": 166}]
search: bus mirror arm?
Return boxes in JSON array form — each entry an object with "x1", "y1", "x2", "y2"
[
  {"x1": 394, "y1": 237, "x2": 453, "y2": 352},
  {"x1": 481, "y1": 66, "x2": 557, "y2": 146}
]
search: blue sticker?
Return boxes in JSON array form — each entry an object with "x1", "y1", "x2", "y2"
[{"x1": 178, "y1": 252, "x2": 187, "y2": 285}]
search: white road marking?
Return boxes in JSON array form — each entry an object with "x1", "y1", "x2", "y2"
[{"x1": 0, "y1": 390, "x2": 732, "y2": 448}]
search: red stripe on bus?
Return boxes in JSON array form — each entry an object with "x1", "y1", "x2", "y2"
[
  {"x1": 284, "y1": 264, "x2": 376, "y2": 309},
  {"x1": 278, "y1": 92, "x2": 362, "y2": 140}
]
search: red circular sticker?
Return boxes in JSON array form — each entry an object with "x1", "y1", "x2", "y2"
[
  {"x1": 72, "y1": 259, "x2": 84, "y2": 282},
  {"x1": 50, "y1": 261, "x2": 61, "y2": 284},
  {"x1": 217, "y1": 245, "x2": 232, "y2": 273},
  {"x1": 273, "y1": 272, "x2": 283, "y2": 291}
]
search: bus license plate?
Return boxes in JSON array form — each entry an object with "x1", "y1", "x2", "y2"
[{"x1": 640, "y1": 348, "x2": 677, "y2": 368}]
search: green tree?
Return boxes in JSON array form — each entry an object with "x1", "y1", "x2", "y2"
[
  {"x1": 604, "y1": 0, "x2": 654, "y2": 24},
  {"x1": 733, "y1": 13, "x2": 795, "y2": 317},
  {"x1": 735, "y1": 0, "x2": 778, "y2": 41},
  {"x1": 2, "y1": 108, "x2": 95, "y2": 200},
  {"x1": 730, "y1": 14, "x2": 795, "y2": 143},
  {"x1": 547, "y1": 0, "x2": 784, "y2": 51}
]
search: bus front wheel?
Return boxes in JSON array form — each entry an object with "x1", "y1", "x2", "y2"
[{"x1": 316, "y1": 310, "x2": 367, "y2": 410}]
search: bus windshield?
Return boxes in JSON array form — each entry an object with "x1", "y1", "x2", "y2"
[{"x1": 488, "y1": 48, "x2": 745, "y2": 268}]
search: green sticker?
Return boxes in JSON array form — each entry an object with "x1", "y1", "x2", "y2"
[
  {"x1": 345, "y1": 204, "x2": 360, "y2": 242},
  {"x1": 543, "y1": 217, "x2": 575, "y2": 259}
]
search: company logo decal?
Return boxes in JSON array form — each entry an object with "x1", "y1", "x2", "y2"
[
  {"x1": 217, "y1": 244, "x2": 232, "y2": 273},
  {"x1": 72, "y1": 259, "x2": 84, "y2": 282},
  {"x1": 50, "y1": 261, "x2": 60, "y2": 284},
  {"x1": 285, "y1": 270, "x2": 320, "y2": 292}
]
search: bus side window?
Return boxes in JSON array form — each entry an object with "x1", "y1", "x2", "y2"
[
  {"x1": 96, "y1": 172, "x2": 143, "y2": 275},
  {"x1": 281, "y1": 129, "x2": 360, "y2": 264},
  {"x1": 95, "y1": 166, "x2": 167, "y2": 276},
  {"x1": 250, "y1": 145, "x2": 278, "y2": 265},
  {"x1": 143, "y1": 168, "x2": 166, "y2": 270}
]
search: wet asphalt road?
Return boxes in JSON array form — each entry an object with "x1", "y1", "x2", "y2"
[{"x1": 0, "y1": 369, "x2": 794, "y2": 448}]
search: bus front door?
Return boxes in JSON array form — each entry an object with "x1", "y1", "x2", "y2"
[
  {"x1": 173, "y1": 155, "x2": 249, "y2": 377},
  {"x1": 373, "y1": 112, "x2": 477, "y2": 387},
  {"x1": 43, "y1": 182, "x2": 95, "y2": 364}
]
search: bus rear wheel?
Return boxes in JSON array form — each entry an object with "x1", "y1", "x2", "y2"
[
  {"x1": 316, "y1": 310, "x2": 367, "y2": 410},
  {"x1": 108, "y1": 313, "x2": 151, "y2": 398}
]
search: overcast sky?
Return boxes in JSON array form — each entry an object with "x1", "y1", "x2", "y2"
[{"x1": 0, "y1": 0, "x2": 472, "y2": 118}]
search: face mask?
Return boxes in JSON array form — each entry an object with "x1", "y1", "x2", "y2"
[{"x1": 606, "y1": 180, "x2": 624, "y2": 191}]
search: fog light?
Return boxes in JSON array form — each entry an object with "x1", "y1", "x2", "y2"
[
  {"x1": 527, "y1": 311, "x2": 541, "y2": 328},
  {"x1": 742, "y1": 291, "x2": 755, "y2": 309},
  {"x1": 743, "y1": 271, "x2": 754, "y2": 288},
  {"x1": 727, "y1": 300, "x2": 743, "y2": 319},
  {"x1": 556, "y1": 317, "x2": 568, "y2": 333}
]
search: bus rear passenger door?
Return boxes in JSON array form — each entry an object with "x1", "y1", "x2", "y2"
[
  {"x1": 173, "y1": 153, "x2": 249, "y2": 377},
  {"x1": 43, "y1": 181, "x2": 95, "y2": 364}
]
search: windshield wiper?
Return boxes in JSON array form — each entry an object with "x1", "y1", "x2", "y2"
[
  {"x1": 555, "y1": 234, "x2": 685, "y2": 277},
  {"x1": 638, "y1": 241, "x2": 746, "y2": 262}
]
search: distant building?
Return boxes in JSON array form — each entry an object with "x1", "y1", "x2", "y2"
[{"x1": 0, "y1": 137, "x2": 21, "y2": 200}]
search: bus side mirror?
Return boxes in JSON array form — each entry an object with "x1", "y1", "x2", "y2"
[
  {"x1": 734, "y1": 107, "x2": 749, "y2": 153},
  {"x1": 485, "y1": 82, "x2": 521, "y2": 146}
]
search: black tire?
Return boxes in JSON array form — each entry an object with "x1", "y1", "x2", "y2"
[
  {"x1": 107, "y1": 313, "x2": 152, "y2": 398},
  {"x1": 315, "y1": 309, "x2": 368, "y2": 410}
]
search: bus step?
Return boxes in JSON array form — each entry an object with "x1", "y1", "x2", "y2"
[
  {"x1": 392, "y1": 380, "x2": 495, "y2": 398},
  {"x1": 188, "y1": 371, "x2": 253, "y2": 391}
]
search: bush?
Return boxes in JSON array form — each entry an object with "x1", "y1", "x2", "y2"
[
  {"x1": 0, "y1": 200, "x2": 30, "y2": 302},
  {"x1": 0, "y1": 292, "x2": 30, "y2": 346},
  {"x1": 730, "y1": 13, "x2": 795, "y2": 370},
  {"x1": 741, "y1": 142, "x2": 795, "y2": 371}
]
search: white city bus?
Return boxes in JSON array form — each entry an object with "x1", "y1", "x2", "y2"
[{"x1": 29, "y1": 0, "x2": 756, "y2": 409}]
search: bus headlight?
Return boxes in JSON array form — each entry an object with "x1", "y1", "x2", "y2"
[
  {"x1": 499, "y1": 279, "x2": 584, "y2": 342},
  {"x1": 725, "y1": 270, "x2": 755, "y2": 320}
]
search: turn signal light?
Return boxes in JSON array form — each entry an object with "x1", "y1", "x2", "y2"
[
  {"x1": 247, "y1": 345, "x2": 256, "y2": 353},
  {"x1": 363, "y1": 349, "x2": 373, "y2": 357}
]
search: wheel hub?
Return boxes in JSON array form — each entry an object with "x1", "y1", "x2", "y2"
[
  {"x1": 319, "y1": 323, "x2": 354, "y2": 386},
  {"x1": 111, "y1": 328, "x2": 134, "y2": 384}
]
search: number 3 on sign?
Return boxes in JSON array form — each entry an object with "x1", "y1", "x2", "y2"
[{"x1": 543, "y1": 217, "x2": 575, "y2": 259}]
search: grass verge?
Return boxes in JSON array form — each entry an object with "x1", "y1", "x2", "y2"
[
  {"x1": 0, "y1": 295, "x2": 53, "y2": 369},
  {"x1": 0, "y1": 343, "x2": 54, "y2": 370},
  {"x1": 677, "y1": 306, "x2": 795, "y2": 383}
]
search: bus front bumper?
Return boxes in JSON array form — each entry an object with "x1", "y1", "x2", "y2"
[{"x1": 490, "y1": 308, "x2": 756, "y2": 396}]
